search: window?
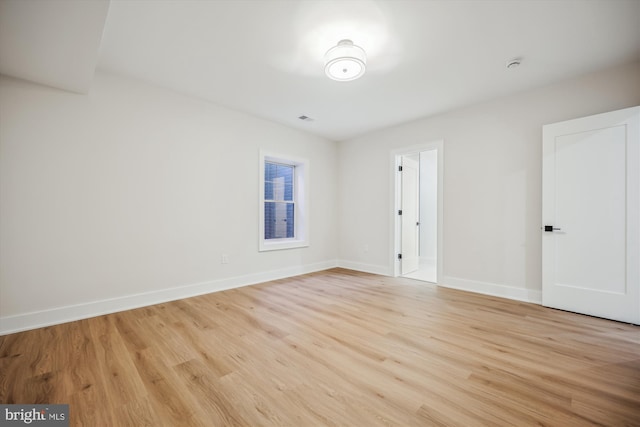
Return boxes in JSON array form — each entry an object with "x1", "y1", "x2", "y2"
[
  {"x1": 259, "y1": 152, "x2": 308, "y2": 251},
  {"x1": 264, "y1": 162, "x2": 295, "y2": 239}
]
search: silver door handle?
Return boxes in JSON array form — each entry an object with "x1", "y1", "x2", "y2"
[{"x1": 542, "y1": 225, "x2": 562, "y2": 232}]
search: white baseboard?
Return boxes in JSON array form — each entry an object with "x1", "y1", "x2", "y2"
[
  {"x1": 0, "y1": 260, "x2": 338, "y2": 335},
  {"x1": 336, "y1": 260, "x2": 391, "y2": 276},
  {"x1": 440, "y1": 275, "x2": 542, "y2": 304}
]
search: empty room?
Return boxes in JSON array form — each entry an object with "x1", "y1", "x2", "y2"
[{"x1": 1, "y1": 0, "x2": 639, "y2": 426}]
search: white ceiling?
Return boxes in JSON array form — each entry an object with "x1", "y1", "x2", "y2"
[
  {"x1": 2, "y1": 0, "x2": 639, "y2": 141},
  {"x1": 0, "y1": 0, "x2": 109, "y2": 93}
]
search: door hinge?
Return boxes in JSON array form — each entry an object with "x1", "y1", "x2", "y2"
[
  {"x1": 398, "y1": 254, "x2": 402, "y2": 260},
  {"x1": 398, "y1": 166, "x2": 403, "y2": 172},
  {"x1": 398, "y1": 210, "x2": 402, "y2": 215}
]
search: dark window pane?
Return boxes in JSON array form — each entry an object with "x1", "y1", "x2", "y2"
[
  {"x1": 265, "y1": 201, "x2": 294, "y2": 239},
  {"x1": 266, "y1": 163, "x2": 293, "y2": 201},
  {"x1": 264, "y1": 202, "x2": 276, "y2": 239},
  {"x1": 286, "y1": 203, "x2": 295, "y2": 238},
  {"x1": 284, "y1": 176, "x2": 293, "y2": 201},
  {"x1": 265, "y1": 162, "x2": 276, "y2": 181},
  {"x1": 264, "y1": 181, "x2": 273, "y2": 200},
  {"x1": 281, "y1": 165, "x2": 294, "y2": 201},
  {"x1": 265, "y1": 161, "x2": 295, "y2": 240}
]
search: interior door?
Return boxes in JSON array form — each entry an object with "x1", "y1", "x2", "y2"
[
  {"x1": 401, "y1": 155, "x2": 420, "y2": 275},
  {"x1": 542, "y1": 106, "x2": 639, "y2": 324}
]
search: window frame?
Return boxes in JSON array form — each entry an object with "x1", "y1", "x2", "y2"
[{"x1": 259, "y1": 151, "x2": 309, "y2": 252}]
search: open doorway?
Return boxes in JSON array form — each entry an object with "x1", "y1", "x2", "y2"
[{"x1": 393, "y1": 141, "x2": 443, "y2": 283}]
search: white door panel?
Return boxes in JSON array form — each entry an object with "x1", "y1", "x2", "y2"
[
  {"x1": 542, "y1": 106, "x2": 639, "y2": 324},
  {"x1": 401, "y1": 155, "x2": 420, "y2": 275},
  {"x1": 555, "y1": 126, "x2": 626, "y2": 292}
]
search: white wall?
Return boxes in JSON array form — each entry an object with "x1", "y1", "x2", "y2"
[
  {"x1": 0, "y1": 71, "x2": 338, "y2": 333},
  {"x1": 3, "y1": 61, "x2": 639, "y2": 333},
  {"x1": 419, "y1": 150, "x2": 437, "y2": 262},
  {"x1": 338, "y1": 61, "x2": 640, "y2": 302}
]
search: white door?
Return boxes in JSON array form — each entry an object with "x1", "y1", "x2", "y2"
[
  {"x1": 401, "y1": 155, "x2": 420, "y2": 275},
  {"x1": 542, "y1": 106, "x2": 639, "y2": 324}
]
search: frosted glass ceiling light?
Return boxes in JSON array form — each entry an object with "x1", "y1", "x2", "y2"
[{"x1": 324, "y1": 39, "x2": 366, "y2": 82}]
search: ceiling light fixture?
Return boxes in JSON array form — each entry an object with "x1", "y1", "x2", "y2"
[{"x1": 324, "y1": 39, "x2": 366, "y2": 82}]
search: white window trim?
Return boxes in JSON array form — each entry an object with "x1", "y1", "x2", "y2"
[{"x1": 259, "y1": 151, "x2": 309, "y2": 252}]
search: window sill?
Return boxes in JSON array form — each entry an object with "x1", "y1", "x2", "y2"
[{"x1": 259, "y1": 239, "x2": 309, "y2": 252}]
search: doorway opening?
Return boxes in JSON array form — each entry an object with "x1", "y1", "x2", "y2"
[{"x1": 392, "y1": 141, "x2": 443, "y2": 283}]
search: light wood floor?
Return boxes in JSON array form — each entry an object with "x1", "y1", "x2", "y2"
[{"x1": 1, "y1": 268, "x2": 639, "y2": 426}]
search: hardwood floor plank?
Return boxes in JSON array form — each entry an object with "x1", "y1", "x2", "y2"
[
  {"x1": 129, "y1": 347, "x2": 206, "y2": 426},
  {"x1": 1, "y1": 268, "x2": 639, "y2": 426},
  {"x1": 112, "y1": 396, "x2": 166, "y2": 427},
  {"x1": 87, "y1": 315, "x2": 148, "y2": 407},
  {"x1": 172, "y1": 359, "x2": 248, "y2": 426}
]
